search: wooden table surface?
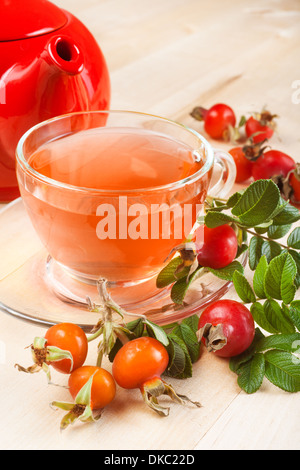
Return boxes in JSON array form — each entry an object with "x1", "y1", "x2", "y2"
[{"x1": 1, "y1": 0, "x2": 300, "y2": 451}]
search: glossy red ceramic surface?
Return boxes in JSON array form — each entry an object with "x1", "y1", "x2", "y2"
[
  {"x1": 0, "y1": 0, "x2": 111, "y2": 201},
  {"x1": 0, "y1": 0, "x2": 68, "y2": 41}
]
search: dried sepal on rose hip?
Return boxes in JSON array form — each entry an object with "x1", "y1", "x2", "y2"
[
  {"x1": 51, "y1": 366, "x2": 116, "y2": 430},
  {"x1": 15, "y1": 336, "x2": 74, "y2": 383},
  {"x1": 228, "y1": 139, "x2": 269, "y2": 183},
  {"x1": 164, "y1": 222, "x2": 238, "y2": 275},
  {"x1": 229, "y1": 139, "x2": 296, "y2": 186},
  {"x1": 15, "y1": 322, "x2": 88, "y2": 382},
  {"x1": 112, "y1": 336, "x2": 201, "y2": 417},
  {"x1": 164, "y1": 241, "x2": 199, "y2": 279},
  {"x1": 245, "y1": 109, "x2": 278, "y2": 144},
  {"x1": 269, "y1": 162, "x2": 300, "y2": 204},
  {"x1": 197, "y1": 300, "x2": 255, "y2": 358},
  {"x1": 242, "y1": 139, "x2": 270, "y2": 162}
]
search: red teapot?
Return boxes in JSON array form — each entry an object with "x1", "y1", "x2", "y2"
[{"x1": 0, "y1": 0, "x2": 111, "y2": 202}]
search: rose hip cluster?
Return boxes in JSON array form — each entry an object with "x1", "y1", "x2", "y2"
[
  {"x1": 16, "y1": 299, "x2": 254, "y2": 430},
  {"x1": 15, "y1": 218, "x2": 256, "y2": 431},
  {"x1": 15, "y1": 321, "x2": 202, "y2": 429},
  {"x1": 190, "y1": 103, "x2": 299, "y2": 204}
]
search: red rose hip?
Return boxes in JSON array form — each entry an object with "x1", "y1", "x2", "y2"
[{"x1": 198, "y1": 299, "x2": 255, "y2": 357}]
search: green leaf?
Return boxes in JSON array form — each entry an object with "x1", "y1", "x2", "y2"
[
  {"x1": 166, "y1": 333, "x2": 193, "y2": 379},
  {"x1": 294, "y1": 273, "x2": 300, "y2": 289},
  {"x1": 287, "y1": 227, "x2": 300, "y2": 249},
  {"x1": 233, "y1": 270, "x2": 256, "y2": 303},
  {"x1": 144, "y1": 319, "x2": 169, "y2": 347},
  {"x1": 231, "y1": 179, "x2": 280, "y2": 226},
  {"x1": 226, "y1": 191, "x2": 243, "y2": 208},
  {"x1": 289, "y1": 300, "x2": 300, "y2": 331},
  {"x1": 207, "y1": 260, "x2": 244, "y2": 281},
  {"x1": 156, "y1": 256, "x2": 189, "y2": 288},
  {"x1": 264, "y1": 252, "x2": 297, "y2": 304},
  {"x1": 181, "y1": 314, "x2": 199, "y2": 333},
  {"x1": 264, "y1": 350, "x2": 300, "y2": 392},
  {"x1": 255, "y1": 222, "x2": 274, "y2": 236},
  {"x1": 125, "y1": 318, "x2": 145, "y2": 337},
  {"x1": 260, "y1": 239, "x2": 282, "y2": 263},
  {"x1": 171, "y1": 323, "x2": 200, "y2": 363},
  {"x1": 229, "y1": 328, "x2": 265, "y2": 373},
  {"x1": 170, "y1": 267, "x2": 205, "y2": 305},
  {"x1": 214, "y1": 199, "x2": 228, "y2": 207},
  {"x1": 268, "y1": 196, "x2": 289, "y2": 220},
  {"x1": 108, "y1": 319, "x2": 145, "y2": 362},
  {"x1": 237, "y1": 353, "x2": 265, "y2": 394},
  {"x1": 288, "y1": 249, "x2": 300, "y2": 288},
  {"x1": 267, "y1": 224, "x2": 292, "y2": 240},
  {"x1": 170, "y1": 278, "x2": 189, "y2": 305},
  {"x1": 256, "y1": 333, "x2": 300, "y2": 353},
  {"x1": 255, "y1": 225, "x2": 270, "y2": 235},
  {"x1": 205, "y1": 203, "x2": 228, "y2": 212},
  {"x1": 263, "y1": 299, "x2": 295, "y2": 334},
  {"x1": 250, "y1": 302, "x2": 279, "y2": 334},
  {"x1": 108, "y1": 339, "x2": 122, "y2": 362},
  {"x1": 272, "y1": 202, "x2": 300, "y2": 225},
  {"x1": 236, "y1": 243, "x2": 248, "y2": 259},
  {"x1": 253, "y1": 255, "x2": 268, "y2": 299},
  {"x1": 248, "y1": 236, "x2": 264, "y2": 270},
  {"x1": 204, "y1": 211, "x2": 237, "y2": 228},
  {"x1": 165, "y1": 338, "x2": 186, "y2": 378}
]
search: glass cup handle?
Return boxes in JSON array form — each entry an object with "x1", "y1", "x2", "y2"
[{"x1": 208, "y1": 148, "x2": 237, "y2": 200}]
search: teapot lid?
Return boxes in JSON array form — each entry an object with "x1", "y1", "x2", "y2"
[{"x1": 0, "y1": 0, "x2": 68, "y2": 41}]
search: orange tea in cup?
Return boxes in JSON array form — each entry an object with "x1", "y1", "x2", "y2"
[{"x1": 16, "y1": 111, "x2": 235, "y2": 305}]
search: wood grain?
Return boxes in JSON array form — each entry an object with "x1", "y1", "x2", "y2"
[{"x1": 0, "y1": 0, "x2": 300, "y2": 450}]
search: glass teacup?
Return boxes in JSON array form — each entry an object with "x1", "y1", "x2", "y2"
[{"x1": 16, "y1": 110, "x2": 236, "y2": 307}]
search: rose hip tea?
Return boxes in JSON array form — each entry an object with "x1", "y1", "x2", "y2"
[
  {"x1": 18, "y1": 125, "x2": 208, "y2": 284},
  {"x1": 17, "y1": 109, "x2": 240, "y2": 309}
]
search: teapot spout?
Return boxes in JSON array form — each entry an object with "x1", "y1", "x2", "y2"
[
  {"x1": 47, "y1": 36, "x2": 84, "y2": 75},
  {"x1": 39, "y1": 36, "x2": 91, "y2": 116}
]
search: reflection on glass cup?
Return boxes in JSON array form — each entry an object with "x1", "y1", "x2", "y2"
[{"x1": 16, "y1": 111, "x2": 236, "y2": 304}]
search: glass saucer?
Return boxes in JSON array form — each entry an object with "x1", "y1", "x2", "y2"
[{"x1": 0, "y1": 199, "x2": 247, "y2": 331}]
